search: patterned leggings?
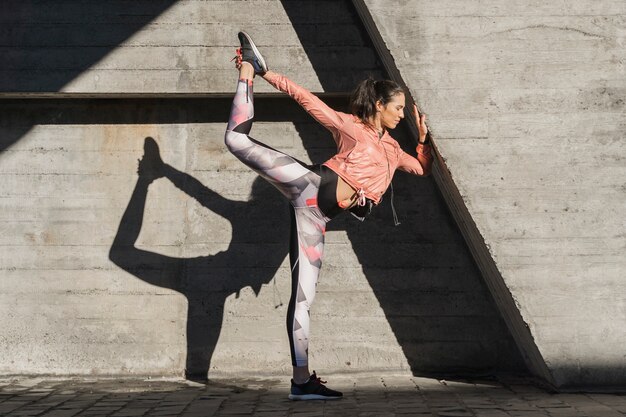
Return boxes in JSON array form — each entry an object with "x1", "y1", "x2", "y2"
[{"x1": 225, "y1": 79, "x2": 340, "y2": 367}]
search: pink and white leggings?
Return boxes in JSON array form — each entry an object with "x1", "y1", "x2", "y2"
[{"x1": 225, "y1": 78, "x2": 341, "y2": 367}]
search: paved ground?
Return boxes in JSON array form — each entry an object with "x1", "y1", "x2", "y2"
[{"x1": 0, "y1": 374, "x2": 625, "y2": 417}]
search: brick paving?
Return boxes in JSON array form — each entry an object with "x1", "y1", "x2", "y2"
[{"x1": 0, "y1": 375, "x2": 624, "y2": 417}]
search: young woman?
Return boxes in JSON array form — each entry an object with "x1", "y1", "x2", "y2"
[{"x1": 225, "y1": 32, "x2": 433, "y2": 400}]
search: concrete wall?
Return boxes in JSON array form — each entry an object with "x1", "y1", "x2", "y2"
[
  {"x1": 0, "y1": 1, "x2": 524, "y2": 378},
  {"x1": 1, "y1": 0, "x2": 380, "y2": 95},
  {"x1": 361, "y1": 0, "x2": 626, "y2": 388}
]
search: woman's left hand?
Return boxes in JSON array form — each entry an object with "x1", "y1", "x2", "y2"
[
  {"x1": 232, "y1": 48, "x2": 243, "y2": 70},
  {"x1": 413, "y1": 104, "x2": 428, "y2": 143}
]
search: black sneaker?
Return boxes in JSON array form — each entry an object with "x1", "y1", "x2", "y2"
[
  {"x1": 237, "y1": 31, "x2": 268, "y2": 75},
  {"x1": 288, "y1": 371, "x2": 343, "y2": 401}
]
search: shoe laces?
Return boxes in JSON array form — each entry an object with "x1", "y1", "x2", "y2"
[
  {"x1": 231, "y1": 47, "x2": 243, "y2": 67},
  {"x1": 310, "y1": 371, "x2": 327, "y2": 385}
]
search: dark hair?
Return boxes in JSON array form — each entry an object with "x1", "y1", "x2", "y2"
[{"x1": 349, "y1": 78, "x2": 404, "y2": 127}]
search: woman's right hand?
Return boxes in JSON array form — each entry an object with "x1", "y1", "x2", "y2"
[{"x1": 412, "y1": 104, "x2": 428, "y2": 143}]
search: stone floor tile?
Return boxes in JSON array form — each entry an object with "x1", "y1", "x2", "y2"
[
  {"x1": 40, "y1": 410, "x2": 82, "y2": 417},
  {"x1": 572, "y1": 405, "x2": 624, "y2": 416},
  {"x1": 473, "y1": 411, "x2": 512, "y2": 417},
  {"x1": 288, "y1": 410, "x2": 325, "y2": 416},
  {"x1": 111, "y1": 408, "x2": 152, "y2": 416},
  {"x1": 0, "y1": 400, "x2": 31, "y2": 414},
  {"x1": 10, "y1": 409, "x2": 53, "y2": 416},
  {"x1": 1, "y1": 376, "x2": 626, "y2": 417},
  {"x1": 437, "y1": 411, "x2": 474, "y2": 417}
]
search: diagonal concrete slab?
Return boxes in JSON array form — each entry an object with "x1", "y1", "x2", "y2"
[{"x1": 355, "y1": 0, "x2": 626, "y2": 389}]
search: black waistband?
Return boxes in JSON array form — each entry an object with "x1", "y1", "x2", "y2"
[
  {"x1": 316, "y1": 164, "x2": 343, "y2": 219},
  {"x1": 315, "y1": 164, "x2": 375, "y2": 221}
]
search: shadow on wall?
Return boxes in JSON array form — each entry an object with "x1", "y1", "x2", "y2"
[
  {"x1": 1, "y1": 1, "x2": 178, "y2": 152},
  {"x1": 278, "y1": 0, "x2": 384, "y2": 91},
  {"x1": 1, "y1": 92, "x2": 525, "y2": 379},
  {"x1": 107, "y1": 122, "x2": 524, "y2": 381},
  {"x1": 109, "y1": 137, "x2": 289, "y2": 381}
]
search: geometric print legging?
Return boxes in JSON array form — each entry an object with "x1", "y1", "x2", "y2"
[{"x1": 225, "y1": 78, "x2": 330, "y2": 367}]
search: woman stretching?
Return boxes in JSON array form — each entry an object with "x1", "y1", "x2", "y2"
[{"x1": 225, "y1": 32, "x2": 433, "y2": 400}]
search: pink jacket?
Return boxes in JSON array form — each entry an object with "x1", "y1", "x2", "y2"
[{"x1": 265, "y1": 72, "x2": 433, "y2": 204}]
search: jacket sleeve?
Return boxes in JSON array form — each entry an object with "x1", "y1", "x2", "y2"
[
  {"x1": 397, "y1": 143, "x2": 433, "y2": 176},
  {"x1": 264, "y1": 72, "x2": 346, "y2": 134}
]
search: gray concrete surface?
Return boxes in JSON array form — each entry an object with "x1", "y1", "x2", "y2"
[
  {"x1": 0, "y1": 94, "x2": 522, "y2": 378},
  {"x1": 0, "y1": 1, "x2": 523, "y2": 378},
  {"x1": 0, "y1": 0, "x2": 380, "y2": 95},
  {"x1": 359, "y1": 0, "x2": 626, "y2": 388},
  {"x1": 4, "y1": 0, "x2": 623, "y2": 390},
  {"x1": 1, "y1": 375, "x2": 626, "y2": 417}
]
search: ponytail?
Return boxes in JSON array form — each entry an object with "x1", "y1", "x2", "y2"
[{"x1": 350, "y1": 78, "x2": 404, "y2": 127}]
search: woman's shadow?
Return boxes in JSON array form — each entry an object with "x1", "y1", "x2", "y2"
[{"x1": 109, "y1": 137, "x2": 289, "y2": 381}]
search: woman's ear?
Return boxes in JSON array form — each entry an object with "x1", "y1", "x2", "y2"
[{"x1": 375, "y1": 100, "x2": 384, "y2": 112}]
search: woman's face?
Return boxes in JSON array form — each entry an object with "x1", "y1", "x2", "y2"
[{"x1": 377, "y1": 92, "x2": 405, "y2": 130}]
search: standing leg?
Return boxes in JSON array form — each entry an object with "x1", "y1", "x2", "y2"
[
  {"x1": 286, "y1": 205, "x2": 326, "y2": 378},
  {"x1": 285, "y1": 207, "x2": 343, "y2": 400}
]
